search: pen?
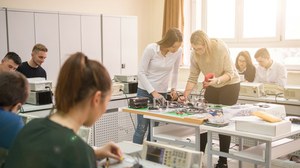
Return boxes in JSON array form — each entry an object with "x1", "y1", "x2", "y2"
[{"x1": 105, "y1": 157, "x2": 109, "y2": 168}]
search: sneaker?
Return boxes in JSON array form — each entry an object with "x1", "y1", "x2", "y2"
[{"x1": 214, "y1": 163, "x2": 228, "y2": 168}]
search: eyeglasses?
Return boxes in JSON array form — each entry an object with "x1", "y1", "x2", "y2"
[{"x1": 190, "y1": 47, "x2": 203, "y2": 51}]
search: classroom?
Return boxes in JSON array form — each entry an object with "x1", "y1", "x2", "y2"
[{"x1": 1, "y1": 0, "x2": 300, "y2": 168}]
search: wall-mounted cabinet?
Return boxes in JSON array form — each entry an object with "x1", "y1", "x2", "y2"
[
  {"x1": 7, "y1": 10, "x2": 35, "y2": 60},
  {"x1": 59, "y1": 14, "x2": 81, "y2": 65},
  {"x1": 102, "y1": 15, "x2": 138, "y2": 79},
  {"x1": 34, "y1": 12, "x2": 60, "y2": 86},
  {"x1": 0, "y1": 9, "x2": 137, "y2": 87},
  {"x1": 120, "y1": 16, "x2": 138, "y2": 75},
  {"x1": 81, "y1": 15, "x2": 102, "y2": 63},
  {"x1": 0, "y1": 9, "x2": 7, "y2": 57}
]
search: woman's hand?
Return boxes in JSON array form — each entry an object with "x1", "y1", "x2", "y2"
[
  {"x1": 177, "y1": 95, "x2": 186, "y2": 102},
  {"x1": 204, "y1": 77, "x2": 219, "y2": 87},
  {"x1": 94, "y1": 142, "x2": 123, "y2": 161},
  {"x1": 170, "y1": 89, "x2": 178, "y2": 101},
  {"x1": 151, "y1": 91, "x2": 164, "y2": 99}
]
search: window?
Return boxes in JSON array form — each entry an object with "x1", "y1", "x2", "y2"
[
  {"x1": 206, "y1": 0, "x2": 235, "y2": 39},
  {"x1": 243, "y1": 0, "x2": 279, "y2": 39},
  {"x1": 285, "y1": 0, "x2": 300, "y2": 39},
  {"x1": 184, "y1": 0, "x2": 300, "y2": 70}
]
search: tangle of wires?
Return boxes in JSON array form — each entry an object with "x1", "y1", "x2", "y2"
[
  {"x1": 274, "y1": 92, "x2": 284, "y2": 103},
  {"x1": 120, "y1": 89, "x2": 137, "y2": 132}
]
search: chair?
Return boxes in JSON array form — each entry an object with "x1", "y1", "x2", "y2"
[{"x1": 0, "y1": 147, "x2": 8, "y2": 168}]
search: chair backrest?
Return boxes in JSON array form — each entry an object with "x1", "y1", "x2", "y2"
[
  {"x1": 77, "y1": 126, "x2": 92, "y2": 144},
  {"x1": 0, "y1": 147, "x2": 8, "y2": 168}
]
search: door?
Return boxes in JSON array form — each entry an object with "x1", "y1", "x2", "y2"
[
  {"x1": 121, "y1": 16, "x2": 138, "y2": 75},
  {"x1": 7, "y1": 10, "x2": 35, "y2": 60},
  {"x1": 0, "y1": 9, "x2": 7, "y2": 57},
  {"x1": 102, "y1": 15, "x2": 121, "y2": 79},
  {"x1": 59, "y1": 14, "x2": 81, "y2": 65},
  {"x1": 81, "y1": 15, "x2": 102, "y2": 62}
]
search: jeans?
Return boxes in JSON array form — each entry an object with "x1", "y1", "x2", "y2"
[{"x1": 132, "y1": 88, "x2": 166, "y2": 144}]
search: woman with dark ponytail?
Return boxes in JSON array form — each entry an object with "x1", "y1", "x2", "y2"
[{"x1": 4, "y1": 52, "x2": 123, "y2": 168}]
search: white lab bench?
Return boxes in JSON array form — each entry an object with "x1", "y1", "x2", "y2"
[
  {"x1": 19, "y1": 93, "x2": 137, "y2": 147},
  {"x1": 202, "y1": 123, "x2": 300, "y2": 168}
]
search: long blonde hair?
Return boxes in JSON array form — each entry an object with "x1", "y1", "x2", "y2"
[{"x1": 190, "y1": 30, "x2": 212, "y2": 61}]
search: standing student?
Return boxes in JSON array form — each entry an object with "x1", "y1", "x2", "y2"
[
  {"x1": 0, "y1": 52, "x2": 22, "y2": 72},
  {"x1": 235, "y1": 50, "x2": 256, "y2": 82},
  {"x1": 254, "y1": 48, "x2": 287, "y2": 87},
  {"x1": 0, "y1": 71, "x2": 28, "y2": 150},
  {"x1": 17, "y1": 43, "x2": 48, "y2": 79},
  {"x1": 179, "y1": 30, "x2": 240, "y2": 168},
  {"x1": 133, "y1": 28, "x2": 183, "y2": 144},
  {"x1": 4, "y1": 52, "x2": 123, "y2": 168}
]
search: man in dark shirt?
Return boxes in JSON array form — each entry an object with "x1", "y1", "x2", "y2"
[
  {"x1": 17, "y1": 43, "x2": 48, "y2": 79},
  {"x1": 0, "y1": 52, "x2": 22, "y2": 72}
]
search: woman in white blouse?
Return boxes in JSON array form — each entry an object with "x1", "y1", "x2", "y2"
[{"x1": 133, "y1": 28, "x2": 183, "y2": 144}]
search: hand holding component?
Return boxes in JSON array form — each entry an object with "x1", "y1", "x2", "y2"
[
  {"x1": 95, "y1": 141, "x2": 123, "y2": 161},
  {"x1": 170, "y1": 89, "x2": 178, "y2": 101}
]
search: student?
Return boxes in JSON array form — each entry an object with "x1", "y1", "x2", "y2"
[
  {"x1": 4, "y1": 52, "x2": 123, "y2": 168},
  {"x1": 133, "y1": 28, "x2": 183, "y2": 144},
  {"x1": 0, "y1": 52, "x2": 22, "y2": 72},
  {"x1": 254, "y1": 48, "x2": 287, "y2": 87},
  {"x1": 0, "y1": 71, "x2": 28, "y2": 150},
  {"x1": 17, "y1": 43, "x2": 48, "y2": 79},
  {"x1": 179, "y1": 30, "x2": 240, "y2": 168},
  {"x1": 235, "y1": 50, "x2": 256, "y2": 82}
]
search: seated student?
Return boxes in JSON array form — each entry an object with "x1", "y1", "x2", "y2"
[
  {"x1": 235, "y1": 50, "x2": 256, "y2": 82},
  {"x1": 0, "y1": 52, "x2": 22, "y2": 72},
  {"x1": 4, "y1": 52, "x2": 123, "y2": 168},
  {"x1": 17, "y1": 43, "x2": 48, "y2": 79},
  {"x1": 0, "y1": 71, "x2": 28, "y2": 150},
  {"x1": 254, "y1": 48, "x2": 287, "y2": 87},
  {"x1": 0, "y1": 71, "x2": 28, "y2": 166}
]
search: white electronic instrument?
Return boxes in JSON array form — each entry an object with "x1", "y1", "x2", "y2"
[
  {"x1": 142, "y1": 141, "x2": 203, "y2": 168},
  {"x1": 239, "y1": 82, "x2": 264, "y2": 97},
  {"x1": 26, "y1": 78, "x2": 53, "y2": 105},
  {"x1": 254, "y1": 103, "x2": 286, "y2": 119},
  {"x1": 112, "y1": 82, "x2": 124, "y2": 96},
  {"x1": 284, "y1": 85, "x2": 300, "y2": 100},
  {"x1": 114, "y1": 75, "x2": 138, "y2": 83},
  {"x1": 27, "y1": 77, "x2": 52, "y2": 91},
  {"x1": 263, "y1": 83, "x2": 284, "y2": 96}
]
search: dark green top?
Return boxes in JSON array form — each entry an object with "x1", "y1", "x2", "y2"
[{"x1": 4, "y1": 117, "x2": 96, "y2": 168}]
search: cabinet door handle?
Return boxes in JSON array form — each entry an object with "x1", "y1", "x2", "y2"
[{"x1": 121, "y1": 64, "x2": 125, "y2": 69}]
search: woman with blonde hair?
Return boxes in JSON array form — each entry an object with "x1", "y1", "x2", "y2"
[
  {"x1": 5, "y1": 52, "x2": 123, "y2": 168},
  {"x1": 179, "y1": 30, "x2": 240, "y2": 168}
]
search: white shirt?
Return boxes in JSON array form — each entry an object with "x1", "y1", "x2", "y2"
[
  {"x1": 138, "y1": 43, "x2": 182, "y2": 93},
  {"x1": 254, "y1": 60, "x2": 287, "y2": 87}
]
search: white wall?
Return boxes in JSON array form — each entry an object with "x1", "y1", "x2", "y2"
[{"x1": 0, "y1": 0, "x2": 164, "y2": 63}]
